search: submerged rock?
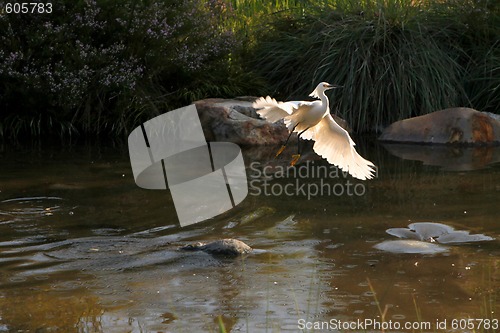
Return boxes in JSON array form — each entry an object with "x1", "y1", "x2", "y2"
[
  {"x1": 179, "y1": 238, "x2": 253, "y2": 256},
  {"x1": 379, "y1": 108, "x2": 500, "y2": 145}
]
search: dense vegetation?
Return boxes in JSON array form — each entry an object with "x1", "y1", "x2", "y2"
[
  {"x1": 0, "y1": 0, "x2": 498, "y2": 138},
  {"x1": 250, "y1": 0, "x2": 500, "y2": 131}
]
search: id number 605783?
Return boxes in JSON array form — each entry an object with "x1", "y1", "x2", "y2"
[{"x1": 4, "y1": 3, "x2": 52, "y2": 14}]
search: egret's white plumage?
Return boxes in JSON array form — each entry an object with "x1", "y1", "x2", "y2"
[{"x1": 252, "y1": 82, "x2": 376, "y2": 180}]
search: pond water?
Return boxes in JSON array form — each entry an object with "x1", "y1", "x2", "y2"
[{"x1": 0, "y1": 139, "x2": 498, "y2": 332}]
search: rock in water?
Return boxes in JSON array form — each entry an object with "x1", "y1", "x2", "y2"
[
  {"x1": 379, "y1": 108, "x2": 500, "y2": 145},
  {"x1": 180, "y1": 239, "x2": 253, "y2": 256},
  {"x1": 194, "y1": 98, "x2": 352, "y2": 145},
  {"x1": 195, "y1": 98, "x2": 288, "y2": 145}
]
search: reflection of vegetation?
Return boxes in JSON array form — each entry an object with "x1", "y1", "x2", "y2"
[
  {"x1": 366, "y1": 262, "x2": 498, "y2": 333},
  {"x1": 0, "y1": 0, "x2": 498, "y2": 139},
  {"x1": 0, "y1": 289, "x2": 102, "y2": 331}
]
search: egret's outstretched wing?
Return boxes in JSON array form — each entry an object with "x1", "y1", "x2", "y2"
[
  {"x1": 252, "y1": 96, "x2": 315, "y2": 127},
  {"x1": 253, "y1": 97, "x2": 319, "y2": 134},
  {"x1": 252, "y1": 96, "x2": 296, "y2": 123},
  {"x1": 312, "y1": 114, "x2": 376, "y2": 180}
]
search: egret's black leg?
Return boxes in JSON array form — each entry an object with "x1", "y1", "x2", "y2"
[
  {"x1": 276, "y1": 123, "x2": 300, "y2": 158},
  {"x1": 283, "y1": 125, "x2": 298, "y2": 147},
  {"x1": 297, "y1": 127, "x2": 310, "y2": 155},
  {"x1": 291, "y1": 126, "x2": 311, "y2": 166}
]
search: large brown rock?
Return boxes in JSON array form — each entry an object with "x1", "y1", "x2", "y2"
[
  {"x1": 195, "y1": 98, "x2": 288, "y2": 145},
  {"x1": 379, "y1": 108, "x2": 500, "y2": 145}
]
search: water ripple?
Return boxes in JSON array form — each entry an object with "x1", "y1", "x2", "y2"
[{"x1": 0, "y1": 196, "x2": 65, "y2": 224}]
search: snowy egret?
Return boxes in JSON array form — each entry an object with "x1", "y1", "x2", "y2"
[{"x1": 252, "y1": 82, "x2": 376, "y2": 180}]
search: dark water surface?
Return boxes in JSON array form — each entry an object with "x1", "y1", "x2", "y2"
[{"x1": 0, "y1": 141, "x2": 498, "y2": 332}]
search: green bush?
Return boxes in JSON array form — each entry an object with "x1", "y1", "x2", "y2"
[
  {"x1": 0, "y1": 0, "x2": 259, "y2": 139},
  {"x1": 250, "y1": 0, "x2": 499, "y2": 132}
]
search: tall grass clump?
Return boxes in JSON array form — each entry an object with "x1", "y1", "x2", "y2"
[
  {"x1": 0, "y1": 0, "x2": 259, "y2": 139},
  {"x1": 251, "y1": 0, "x2": 500, "y2": 132},
  {"x1": 227, "y1": 0, "x2": 316, "y2": 36}
]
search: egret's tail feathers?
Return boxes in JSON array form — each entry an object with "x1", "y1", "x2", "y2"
[{"x1": 253, "y1": 96, "x2": 295, "y2": 123}]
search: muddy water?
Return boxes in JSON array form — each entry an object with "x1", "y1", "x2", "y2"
[{"x1": 0, "y1": 141, "x2": 498, "y2": 332}]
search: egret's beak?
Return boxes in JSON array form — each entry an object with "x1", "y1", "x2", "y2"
[{"x1": 325, "y1": 83, "x2": 343, "y2": 90}]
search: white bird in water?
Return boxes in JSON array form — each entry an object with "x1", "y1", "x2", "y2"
[{"x1": 252, "y1": 82, "x2": 376, "y2": 180}]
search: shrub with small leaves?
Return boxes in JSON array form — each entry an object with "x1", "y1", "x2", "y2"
[{"x1": 0, "y1": 0, "x2": 245, "y2": 138}]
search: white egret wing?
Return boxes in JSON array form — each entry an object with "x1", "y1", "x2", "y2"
[
  {"x1": 253, "y1": 97, "x2": 318, "y2": 122},
  {"x1": 312, "y1": 114, "x2": 375, "y2": 180},
  {"x1": 253, "y1": 96, "x2": 297, "y2": 123},
  {"x1": 298, "y1": 124, "x2": 316, "y2": 141}
]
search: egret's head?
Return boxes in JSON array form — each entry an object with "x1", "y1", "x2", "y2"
[{"x1": 309, "y1": 82, "x2": 342, "y2": 99}]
